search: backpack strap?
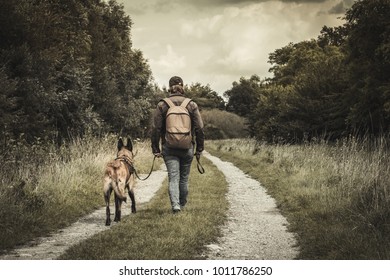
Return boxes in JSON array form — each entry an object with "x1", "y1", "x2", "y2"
[
  {"x1": 163, "y1": 98, "x2": 192, "y2": 108},
  {"x1": 180, "y1": 98, "x2": 192, "y2": 108},
  {"x1": 163, "y1": 98, "x2": 175, "y2": 108}
]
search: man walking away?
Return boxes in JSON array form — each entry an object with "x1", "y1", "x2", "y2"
[{"x1": 151, "y1": 76, "x2": 205, "y2": 214}]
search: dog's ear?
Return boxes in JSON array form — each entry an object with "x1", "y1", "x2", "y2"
[
  {"x1": 117, "y1": 138, "x2": 124, "y2": 151},
  {"x1": 126, "y1": 137, "x2": 133, "y2": 152}
]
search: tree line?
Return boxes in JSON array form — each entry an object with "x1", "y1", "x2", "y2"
[
  {"x1": 0, "y1": 0, "x2": 156, "y2": 147},
  {"x1": 225, "y1": 0, "x2": 390, "y2": 142}
]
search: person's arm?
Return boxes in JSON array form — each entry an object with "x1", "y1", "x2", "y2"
[
  {"x1": 151, "y1": 103, "x2": 164, "y2": 155},
  {"x1": 191, "y1": 102, "x2": 205, "y2": 154}
]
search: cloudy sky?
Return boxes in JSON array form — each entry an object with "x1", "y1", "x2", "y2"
[{"x1": 119, "y1": 0, "x2": 354, "y2": 94}]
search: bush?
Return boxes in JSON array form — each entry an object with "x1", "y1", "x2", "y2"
[{"x1": 201, "y1": 109, "x2": 249, "y2": 139}]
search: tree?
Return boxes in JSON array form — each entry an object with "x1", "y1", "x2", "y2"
[
  {"x1": 344, "y1": 0, "x2": 390, "y2": 134},
  {"x1": 224, "y1": 75, "x2": 262, "y2": 117},
  {"x1": 184, "y1": 83, "x2": 225, "y2": 110},
  {"x1": 254, "y1": 40, "x2": 349, "y2": 142}
]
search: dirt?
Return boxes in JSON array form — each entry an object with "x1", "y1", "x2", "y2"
[
  {"x1": 202, "y1": 152, "x2": 299, "y2": 260},
  {"x1": 0, "y1": 154, "x2": 299, "y2": 260}
]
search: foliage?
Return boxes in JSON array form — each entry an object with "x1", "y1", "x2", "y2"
[
  {"x1": 223, "y1": 75, "x2": 264, "y2": 136},
  {"x1": 0, "y1": 0, "x2": 154, "y2": 147},
  {"x1": 201, "y1": 109, "x2": 249, "y2": 139},
  {"x1": 183, "y1": 83, "x2": 225, "y2": 110},
  {"x1": 256, "y1": 41, "x2": 349, "y2": 142},
  {"x1": 224, "y1": 75, "x2": 262, "y2": 118},
  {"x1": 343, "y1": 0, "x2": 390, "y2": 134}
]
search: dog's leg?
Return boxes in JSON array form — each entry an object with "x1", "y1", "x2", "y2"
[
  {"x1": 114, "y1": 193, "x2": 123, "y2": 222},
  {"x1": 104, "y1": 188, "x2": 112, "y2": 226},
  {"x1": 127, "y1": 175, "x2": 136, "y2": 213},
  {"x1": 129, "y1": 188, "x2": 136, "y2": 213}
]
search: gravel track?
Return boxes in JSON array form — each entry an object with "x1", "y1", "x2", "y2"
[
  {"x1": 1, "y1": 153, "x2": 299, "y2": 260},
  {"x1": 203, "y1": 152, "x2": 299, "y2": 260}
]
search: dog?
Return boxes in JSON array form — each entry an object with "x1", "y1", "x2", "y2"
[{"x1": 103, "y1": 137, "x2": 136, "y2": 226}]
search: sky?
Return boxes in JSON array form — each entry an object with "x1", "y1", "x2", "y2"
[{"x1": 118, "y1": 0, "x2": 354, "y2": 94}]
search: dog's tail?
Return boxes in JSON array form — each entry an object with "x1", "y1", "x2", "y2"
[
  {"x1": 106, "y1": 163, "x2": 127, "y2": 202},
  {"x1": 113, "y1": 180, "x2": 127, "y2": 202}
]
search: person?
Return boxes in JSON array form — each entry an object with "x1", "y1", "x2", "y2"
[{"x1": 151, "y1": 76, "x2": 205, "y2": 214}]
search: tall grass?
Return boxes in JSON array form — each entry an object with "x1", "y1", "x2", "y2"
[
  {"x1": 0, "y1": 135, "x2": 155, "y2": 251},
  {"x1": 207, "y1": 137, "x2": 390, "y2": 259}
]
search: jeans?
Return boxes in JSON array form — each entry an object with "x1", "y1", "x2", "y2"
[{"x1": 162, "y1": 145, "x2": 194, "y2": 211}]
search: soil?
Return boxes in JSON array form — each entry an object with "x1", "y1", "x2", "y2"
[{"x1": 0, "y1": 154, "x2": 299, "y2": 260}]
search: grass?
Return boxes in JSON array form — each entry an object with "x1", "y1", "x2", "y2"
[
  {"x1": 4, "y1": 132, "x2": 388, "y2": 260},
  {"x1": 206, "y1": 137, "x2": 390, "y2": 259},
  {"x1": 0, "y1": 135, "x2": 157, "y2": 251},
  {"x1": 59, "y1": 157, "x2": 228, "y2": 260}
]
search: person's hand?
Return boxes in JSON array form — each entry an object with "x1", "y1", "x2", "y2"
[
  {"x1": 195, "y1": 151, "x2": 201, "y2": 161},
  {"x1": 154, "y1": 153, "x2": 162, "y2": 158}
]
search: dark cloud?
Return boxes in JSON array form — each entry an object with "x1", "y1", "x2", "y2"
[
  {"x1": 124, "y1": 0, "x2": 330, "y2": 15},
  {"x1": 328, "y1": 0, "x2": 354, "y2": 14},
  {"x1": 183, "y1": 0, "x2": 328, "y2": 4},
  {"x1": 328, "y1": 1, "x2": 345, "y2": 14}
]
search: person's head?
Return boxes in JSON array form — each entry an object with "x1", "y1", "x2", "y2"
[{"x1": 168, "y1": 76, "x2": 184, "y2": 94}]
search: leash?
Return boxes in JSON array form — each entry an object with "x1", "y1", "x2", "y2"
[
  {"x1": 134, "y1": 155, "x2": 157, "y2": 181},
  {"x1": 195, "y1": 154, "x2": 205, "y2": 174},
  {"x1": 132, "y1": 153, "x2": 204, "y2": 180}
]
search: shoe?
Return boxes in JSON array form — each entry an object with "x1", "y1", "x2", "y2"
[{"x1": 173, "y1": 209, "x2": 181, "y2": 214}]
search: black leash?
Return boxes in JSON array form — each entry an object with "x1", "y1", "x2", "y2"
[
  {"x1": 133, "y1": 153, "x2": 205, "y2": 180},
  {"x1": 195, "y1": 154, "x2": 205, "y2": 174},
  {"x1": 134, "y1": 155, "x2": 157, "y2": 181}
]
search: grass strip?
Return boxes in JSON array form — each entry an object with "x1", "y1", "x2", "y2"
[{"x1": 60, "y1": 156, "x2": 228, "y2": 260}]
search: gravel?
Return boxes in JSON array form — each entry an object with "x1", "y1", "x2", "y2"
[
  {"x1": 202, "y1": 152, "x2": 299, "y2": 260},
  {"x1": 0, "y1": 153, "x2": 299, "y2": 260}
]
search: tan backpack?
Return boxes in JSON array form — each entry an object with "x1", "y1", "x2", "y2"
[{"x1": 163, "y1": 97, "x2": 192, "y2": 149}]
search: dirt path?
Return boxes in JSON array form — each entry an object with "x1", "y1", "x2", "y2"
[
  {"x1": 202, "y1": 152, "x2": 299, "y2": 259},
  {"x1": 1, "y1": 153, "x2": 299, "y2": 260}
]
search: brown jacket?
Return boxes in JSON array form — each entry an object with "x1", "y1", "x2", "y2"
[{"x1": 151, "y1": 93, "x2": 204, "y2": 154}]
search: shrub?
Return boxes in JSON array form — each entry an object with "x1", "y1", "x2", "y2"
[{"x1": 201, "y1": 109, "x2": 249, "y2": 139}]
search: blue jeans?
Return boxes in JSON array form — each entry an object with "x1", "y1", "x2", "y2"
[{"x1": 162, "y1": 145, "x2": 194, "y2": 211}]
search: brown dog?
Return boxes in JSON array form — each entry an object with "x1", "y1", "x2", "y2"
[{"x1": 103, "y1": 137, "x2": 136, "y2": 226}]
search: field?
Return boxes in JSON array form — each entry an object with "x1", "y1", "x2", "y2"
[{"x1": 207, "y1": 137, "x2": 390, "y2": 259}]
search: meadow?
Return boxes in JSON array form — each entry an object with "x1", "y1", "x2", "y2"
[{"x1": 207, "y1": 137, "x2": 390, "y2": 259}]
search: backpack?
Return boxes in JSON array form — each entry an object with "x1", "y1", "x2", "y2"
[{"x1": 163, "y1": 97, "x2": 192, "y2": 149}]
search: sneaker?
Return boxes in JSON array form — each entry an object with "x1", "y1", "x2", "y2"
[{"x1": 172, "y1": 209, "x2": 181, "y2": 214}]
